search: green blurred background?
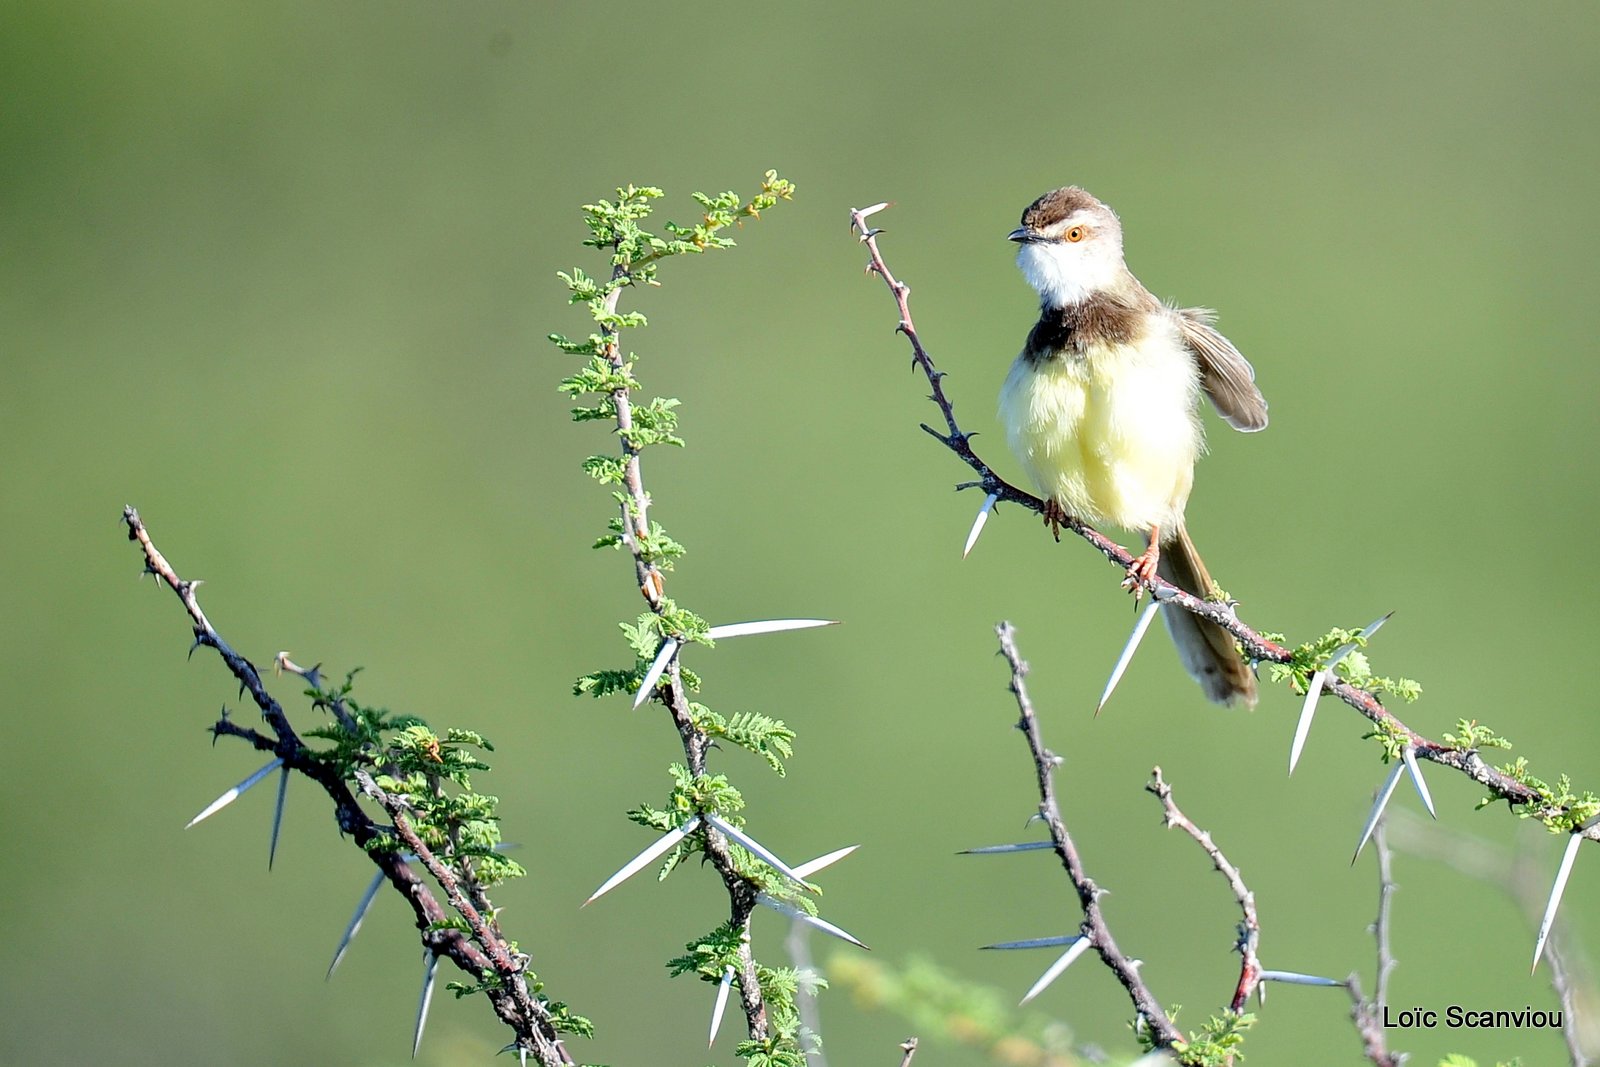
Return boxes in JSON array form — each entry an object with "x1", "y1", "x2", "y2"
[{"x1": 5, "y1": 2, "x2": 1599, "y2": 1064}]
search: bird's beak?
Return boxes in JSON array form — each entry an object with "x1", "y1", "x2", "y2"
[{"x1": 1007, "y1": 226, "x2": 1033, "y2": 243}]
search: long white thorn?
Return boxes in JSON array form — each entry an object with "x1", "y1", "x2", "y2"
[
  {"x1": 757, "y1": 894, "x2": 869, "y2": 949},
  {"x1": 981, "y1": 934, "x2": 1080, "y2": 950},
  {"x1": 1291, "y1": 613, "x2": 1393, "y2": 775},
  {"x1": 186, "y1": 758, "x2": 284, "y2": 829},
  {"x1": 791, "y1": 844, "x2": 859, "y2": 880},
  {"x1": 1352, "y1": 760, "x2": 1407, "y2": 863},
  {"x1": 413, "y1": 952, "x2": 439, "y2": 1058},
  {"x1": 583, "y1": 815, "x2": 702, "y2": 906},
  {"x1": 958, "y1": 841, "x2": 1054, "y2": 855},
  {"x1": 962, "y1": 493, "x2": 999, "y2": 558},
  {"x1": 637, "y1": 622, "x2": 839, "y2": 708},
  {"x1": 327, "y1": 871, "x2": 386, "y2": 978},
  {"x1": 267, "y1": 764, "x2": 289, "y2": 869},
  {"x1": 1258, "y1": 969, "x2": 1344, "y2": 987},
  {"x1": 708, "y1": 965, "x2": 735, "y2": 1046},
  {"x1": 1097, "y1": 601, "x2": 1161, "y2": 716},
  {"x1": 633, "y1": 638, "x2": 679, "y2": 709},
  {"x1": 852, "y1": 201, "x2": 892, "y2": 224},
  {"x1": 1532, "y1": 832, "x2": 1585, "y2": 972},
  {"x1": 1019, "y1": 936, "x2": 1091, "y2": 1005},
  {"x1": 705, "y1": 619, "x2": 839, "y2": 641},
  {"x1": 705, "y1": 813, "x2": 811, "y2": 888},
  {"x1": 1401, "y1": 744, "x2": 1436, "y2": 819},
  {"x1": 1288, "y1": 670, "x2": 1327, "y2": 775},
  {"x1": 1326, "y1": 612, "x2": 1395, "y2": 670}
]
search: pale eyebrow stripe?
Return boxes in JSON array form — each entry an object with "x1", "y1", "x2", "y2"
[{"x1": 1038, "y1": 214, "x2": 1091, "y2": 237}]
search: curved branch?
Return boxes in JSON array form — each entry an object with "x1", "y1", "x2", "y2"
[{"x1": 1146, "y1": 767, "x2": 1261, "y2": 1013}]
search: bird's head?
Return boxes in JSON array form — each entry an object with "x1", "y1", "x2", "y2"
[{"x1": 1009, "y1": 187, "x2": 1126, "y2": 308}]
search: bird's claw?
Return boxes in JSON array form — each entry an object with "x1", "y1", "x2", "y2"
[
  {"x1": 1121, "y1": 545, "x2": 1160, "y2": 601},
  {"x1": 1041, "y1": 500, "x2": 1068, "y2": 542}
]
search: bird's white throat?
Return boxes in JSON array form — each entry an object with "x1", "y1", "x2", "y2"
[{"x1": 1016, "y1": 239, "x2": 1122, "y2": 309}]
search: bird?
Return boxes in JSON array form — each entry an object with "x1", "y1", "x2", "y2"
[{"x1": 998, "y1": 186, "x2": 1267, "y2": 707}]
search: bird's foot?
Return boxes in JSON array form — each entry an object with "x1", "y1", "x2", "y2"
[
  {"x1": 1041, "y1": 499, "x2": 1068, "y2": 542},
  {"x1": 1121, "y1": 543, "x2": 1161, "y2": 600}
]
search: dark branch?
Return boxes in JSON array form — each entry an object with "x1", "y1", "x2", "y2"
[
  {"x1": 994, "y1": 622, "x2": 1183, "y2": 1048},
  {"x1": 121, "y1": 506, "x2": 573, "y2": 1066}
]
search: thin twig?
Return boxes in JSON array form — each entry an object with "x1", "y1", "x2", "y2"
[
  {"x1": 1347, "y1": 818, "x2": 1400, "y2": 1067},
  {"x1": 1146, "y1": 767, "x2": 1260, "y2": 1013},
  {"x1": 122, "y1": 507, "x2": 574, "y2": 1065},
  {"x1": 849, "y1": 208, "x2": 1582, "y2": 829},
  {"x1": 354, "y1": 771, "x2": 523, "y2": 980},
  {"x1": 897, "y1": 1036, "x2": 919, "y2": 1066},
  {"x1": 994, "y1": 622, "x2": 1184, "y2": 1047},
  {"x1": 1372, "y1": 822, "x2": 1397, "y2": 1014}
]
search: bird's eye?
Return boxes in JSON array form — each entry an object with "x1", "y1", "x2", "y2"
[{"x1": 1066, "y1": 226, "x2": 1086, "y2": 242}]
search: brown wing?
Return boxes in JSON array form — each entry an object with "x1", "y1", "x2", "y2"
[{"x1": 1175, "y1": 307, "x2": 1268, "y2": 432}]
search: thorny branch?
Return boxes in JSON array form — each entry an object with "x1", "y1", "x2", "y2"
[
  {"x1": 994, "y1": 622, "x2": 1184, "y2": 1048},
  {"x1": 1346, "y1": 820, "x2": 1401, "y2": 1067},
  {"x1": 1146, "y1": 767, "x2": 1261, "y2": 1014},
  {"x1": 121, "y1": 506, "x2": 574, "y2": 1066},
  {"x1": 848, "y1": 205, "x2": 1593, "y2": 837},
  {"x1": 594, "y1": 255, "x2": 770, "y2": 1039}
]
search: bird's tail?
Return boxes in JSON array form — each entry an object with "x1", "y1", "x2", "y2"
[{"x1": 1156, "y1": 526, "x2": 1258, "y2": 708}]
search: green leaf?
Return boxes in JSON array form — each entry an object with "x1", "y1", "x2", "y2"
[{"x1": 696, "y1": 707, "x2": 796, "y2": 775}]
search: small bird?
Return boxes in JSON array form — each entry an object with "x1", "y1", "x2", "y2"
[{"x1": 998, "y1": 187, "x2": 1267, "y2": 707}]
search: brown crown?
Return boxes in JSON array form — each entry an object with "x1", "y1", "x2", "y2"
[{"x1": 1020, "y1": 186, "x2": 1113, "y2": 230}]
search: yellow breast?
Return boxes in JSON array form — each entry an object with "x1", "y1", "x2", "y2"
[{"x1": 998, "y1": 319, "x2": 1203, "y2": 534}]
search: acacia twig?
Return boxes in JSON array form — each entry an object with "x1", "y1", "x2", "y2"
[
  {"x1": 1347, "y1": 819, "x2": 1401, "y2": 1067},
  {"x1": 848, "y1": 206, "x2": 1586, "y2": 833},
  {"x1": 995, "y1": 622, "x2": 1184, "y2": 1048},
  {"x1": 122, "y1": 506, "x2": 574, "y2": 1066},
  {"x1": 1146, "y1": 767, "x2": 1261, "y2": 1014},
  {"x1": 593, "y1": 254, "x2": 769, "y2": 1040}
]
